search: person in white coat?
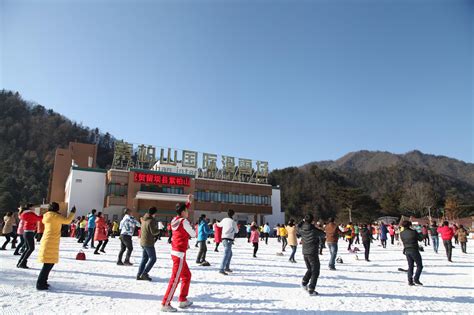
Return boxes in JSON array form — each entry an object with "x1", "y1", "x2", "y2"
[
  {"x1": 117, "y1": 208, "x2": 141, "y2": 266},
  {"x1": 217, "y1": 209, "x2": 238, "y2": 275}
]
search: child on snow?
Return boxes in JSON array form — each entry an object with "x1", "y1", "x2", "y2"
[
  {"x1": 250, "y1": 225, "x2": 259, "y2": 258},
  {"x1": 213, "y1": 219, "x2": 222, "y2": 252},
  {"x1": 280, "y1": 225, "x2": 288, "y2": 252}
]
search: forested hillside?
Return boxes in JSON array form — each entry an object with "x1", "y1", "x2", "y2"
[
  {"x1": 0, "y1": 90, "x2": 114, "y2": 210},
  {"x1": 276, "y1": 152, "x2": 474, "y2": 221}
]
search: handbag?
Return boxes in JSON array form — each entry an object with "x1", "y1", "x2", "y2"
[{"x1": 76, "y1": 250, "x2": 86, "y2": 260}]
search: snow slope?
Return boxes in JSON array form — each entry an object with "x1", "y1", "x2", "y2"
[{"x1": 1, "y1": 236, "x2": 473, "y2": 314}]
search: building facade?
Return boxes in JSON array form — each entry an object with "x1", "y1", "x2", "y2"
[{"x1": 50, "y1": 142, "x2": 283, "y2": 227}]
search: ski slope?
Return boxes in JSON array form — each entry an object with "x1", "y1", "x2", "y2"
[{"x1": 1, "y1": 236, "x2": 473, "y2": 314}]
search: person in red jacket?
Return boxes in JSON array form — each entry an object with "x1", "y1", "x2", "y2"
[
  {"x1": 17, "y1": 205, "x2": 43, "y2": 268},
  {"x1": 213, "y1": 219, "x2": 222, "y2": 252},
  {"x1": 437, "y1": 221, "x2": 454, "y2": 262},
  {"x1": 94, "y1": 212, "x2": 109, "y2": 254},
  {"x1": 161, "y1": 195, "x2": 196, "y2": 313}
]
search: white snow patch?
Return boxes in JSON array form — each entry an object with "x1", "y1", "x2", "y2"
[{"x1": 0, "y1": 237, "x2": 473, "y2": 314}]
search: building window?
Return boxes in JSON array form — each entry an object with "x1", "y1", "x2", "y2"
[
  {"x1": 140, "y1": 185, "x2": 184, "y2": 194},
  {"x1": 108, "y1": 183, "x2": 128, "y2": 196},
  {"x1": 192, "y1": 190, "x2": 270, "y2": 206}
]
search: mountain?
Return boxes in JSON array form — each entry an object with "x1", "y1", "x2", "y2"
[
  {"x1": 304, "y1": 150, "x2": 474, "y2": 187},
  {"x1": 293, "y1": 150, "x2": 474, "y2": 220}
]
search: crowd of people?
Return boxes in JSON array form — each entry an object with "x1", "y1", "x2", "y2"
[{"x1": 1, "y1": 198, "x2": 471, "y2": 312}]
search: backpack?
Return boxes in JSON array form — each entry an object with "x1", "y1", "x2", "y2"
[{"x1": 76, "y1": 250, "x2": 86, "y2": 260}]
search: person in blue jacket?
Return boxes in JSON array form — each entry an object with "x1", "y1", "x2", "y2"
[
  {"x1": 379, "y1": 222, "x2": 388, "y2": 248},
  {"x1": 263, "y1": 223, "x2": 271, "y2": 245},
  {"x1": 196, "y1": 214, "x2": 212, "y2": 266},
  {"x1": 83, "y1": 209, "x2": 97, "y2": 249}
]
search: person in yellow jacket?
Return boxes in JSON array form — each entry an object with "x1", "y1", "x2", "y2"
[
  {"x1": 279, "y1": 225, "x2": 288, "y2": 252},
  {"x1": 345, "y1": 222, "x2": 354, "y2": 251},
  {"x1": 36, "y1": 202, "x2": 75, "y2": 290},
  {"x1": 112, "y1": 220, "x2": 119, "y2": 238},
  {"x1": 285, "y1": 219, "x2": 298, "y2": 263},
  {"x1": 77, "y1": 216, "x2": 87, "y2": 243}
]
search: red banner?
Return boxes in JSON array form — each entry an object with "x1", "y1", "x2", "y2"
[{"x1": 134, "y1": 172, "x2": 191, "y2": 187}]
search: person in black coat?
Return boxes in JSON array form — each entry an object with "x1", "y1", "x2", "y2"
[
  {"x1": 298, "y1": 214, "x2": 325, "y2": 296},
  {"x1": 360, "y1": 224, "x2": 373, "y2": 261},
  {"x1": 400, "y1": 220, "x2": 424, "y2": 286}
]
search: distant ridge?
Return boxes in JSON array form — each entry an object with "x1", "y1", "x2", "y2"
[{"x1": 303, "y1": 150, "x2": 474, "y2": 187}]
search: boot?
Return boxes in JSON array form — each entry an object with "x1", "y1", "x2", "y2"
[
  {"x1": 18, "y1": 261, "x2": 29, "y2": 269},
  {"x1": 36, "y1": 283, "x2": 48, "y2": 290},
  {"x1": 139, "y1": 273, "x2": 152, "y2": 281},
  {"x1": 124, "y1": 253, "x2": 132, "y2": 265}
]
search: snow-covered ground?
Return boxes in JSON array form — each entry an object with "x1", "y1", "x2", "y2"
[{"x1": 1, "y1": 236, "x2": 473, "y2": 314}]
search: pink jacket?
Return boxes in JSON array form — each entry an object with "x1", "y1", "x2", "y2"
[
  {"x1": 249, "y1": 230, "x2": 259, "y2": 243},
  {"x1": 213, "y1": 223, "x2": 222, "y2": 243},
  {"x1": 388, "y1": 226, "x2": 395, "y2": 236},
  {"x1": 17, "y1": 219, "x2": 25, "y2": 235},
  {"x1": 94, "y1": 217, "x2": 108, "y2": 241}
]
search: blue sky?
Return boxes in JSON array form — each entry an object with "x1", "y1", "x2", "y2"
[{"x1": 1, "y1": 0, "x2": 473, "y2": 168}]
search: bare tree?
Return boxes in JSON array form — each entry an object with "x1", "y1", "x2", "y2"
[{"x1": 400, "y1": 182, "x2": 436, "y2": 217}]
